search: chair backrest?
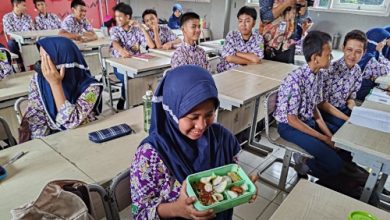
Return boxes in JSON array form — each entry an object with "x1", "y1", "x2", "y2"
[
  {"x1": 87, "y1": 184, "x2": 113, "y2": 220},
  {"x1": 109, "y1": 168, "x2": 131, "y2": 220},
  {"x1": 14, "y1": 97, "x2": 29, "y2": 125},
  {"x1": 264, "y1": 89, "x2": 279, "y2": 139},
  {"x1": 0, "y1": 117, "x2": 16, "y2": 147}
]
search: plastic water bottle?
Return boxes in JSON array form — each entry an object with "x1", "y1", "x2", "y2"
[
  {"x1": 101, "y1": 25, "x2": 108, "y2": 37},
  {"x1": 143, "y1": 90, "x2": 153, "y2": 132}
]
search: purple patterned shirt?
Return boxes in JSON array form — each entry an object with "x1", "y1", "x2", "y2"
[
  {"x1": 171, "y1": 42, "x2": 209, "y2": 69},
  {"x1": 0, "y1": 61, "x2": 13, "y2": 80},
  {"x1": 274, "y1": 64, "x2": 324, "y2": 123},
  {"x1": 147, "y1": 25, "x2": 177, "y2": 45},
  {"x1": 2, "y1": 12, "x2": 34, "y2": 34},
  {"x1": 362, "y1": 54, "x2": 390, "y2": 79},
  {"x1": 61, "y1": 14, "x2": 93, "y2": 35},
  {"x1": 35, "y1": 12, "x2": 62, "y2": 30},
  {"x1": 25, "y1": 73, "x2": 101, "y2": 139},
  {"x1": 109, "y1": 25, "x2": 146, "y2": 58},
  {"x1": 323, "y1": 58, "x2": 362, "y2": 108},
  {"x1": 217, "y1": 30, "x2": 264, "y2": 72}
]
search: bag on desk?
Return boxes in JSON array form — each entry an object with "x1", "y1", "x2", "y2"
[
  {"x1": 11, "y1": 180, "x2": 94, "y2": 220},
  {"x1": 88, "y1": 123, "x2": 133, "y2": 143}
]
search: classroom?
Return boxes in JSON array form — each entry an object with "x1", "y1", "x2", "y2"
[{"x1": 1, "y1": 0, "x2": 390, "y2": 219}]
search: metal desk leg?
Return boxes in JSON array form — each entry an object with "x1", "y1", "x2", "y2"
[
  {"x1": 361, "y1": 161, "x2": 383, "y2": 202},
  {"x1": 124, "y1": 71, "x2": 129, "y2": 110}
]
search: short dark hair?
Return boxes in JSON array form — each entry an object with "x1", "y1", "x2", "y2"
[
  {"x1": 343, "y1": 29, "x2": 367, "y2": 50},
  {"x1": 237, "y1": 6, "x2": 257, "y2": 21},
  {"x1": 142, "y1": 9, "x2": 158, "y2": 21},
  {"x1": 180, "y1": 12, "x2": 200, "y2": 27},
  {"x1": 71, "y1": 0, "x2": 86, "y2": 9},
  {"x1": 303, "y1": 31, "x2": 332, "y2": 62},
  {"x1": 11, "y1": 0, "x2": 25, "y2": 5},
  {"x1": 113, "y1": 2, "x2": 133, "y2": 18},
  {"x1": 33, "y1": 0, "x2": 45, "y2": 5}
]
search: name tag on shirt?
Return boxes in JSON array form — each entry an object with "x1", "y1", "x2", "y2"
[{"x1": 278, "y1": 21, "x2": 287, "y2": 33}]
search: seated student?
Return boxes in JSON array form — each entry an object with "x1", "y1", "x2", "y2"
[
  {"x1": 319, "y1": 30, "x2": 367, "y2": 129},
  {"x1": 217, "y1": 6, "x2": 264, "y2": 73},
  {"x1": 109, "y1": 2, "x2": 155, "y2": 110},
  {"x1": 294, "y1": 17, "x2": 313, "y2": 55},
  {"x1": 59, "y1": 0, "x2": 97, "y2": 42},
  {"x1": 130, "y1": 65, "x2": 257, "y2": 220},
  {"x1": 0, "y1": 46, "x2": 14, "y2": 80},
  {"x1": 168, "y1": 3, "x2": 182, "y2": 30},
  {"x1": 274, "y1": 31, "x2": 344, "y2": 179},
  {"x1": 356, "y1": 28, "x2": 390, "y2": 101},
  {"x1": 142, "y1": 9, "x2": 181, "y2": 50},
  {"x1": 171, "y1": 12, "x2": 209, "y2": 69},
  {"x1": 2, "y1": 0, "x2": 35, "y2": 71},
  {"x1": 33, "y1": 0, "x2": 62, "y2": 30},
  {"x1": 24, "y1": 37, "x2": 102, "y2": 139}
]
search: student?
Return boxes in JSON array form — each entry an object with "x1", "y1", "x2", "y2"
[
  {"x1": 356, "y1": 27, "x2": 390, "y2": 101},
  {"x1": 24, "y1": 37, "x2": 102, "y2": 139},
  {"x1": 59, "y1": 0, "x2": 97, "y2": 42},
  {"x1": 217, "y1": 6, "x2": 264, "y2": 73},
  {"x1": 142, "y1": 9, "x2": 181, "y2": 50},
  {"x1": 130, "y1": 65, "x2": 257, "y2": 220},
  {"x1": 320, "y1": 30, "x2": 367, "y2": 129},
  {"x1": 170, "y1": 12, "x2": 208, "y2": 69},
  {"x1": 168, "y1": 3, "x2": 182, "y2": 30},
  {"x1": 2, "y1": 0, "x2": 35, "y2": 71},
  {"x1": 274, "y1": 31, "x2": 344, "y2": 179},
  {"x1": 109, "y1": 2, "x2": 155, "y2": 110},
  {"x1": 33, "y1": 0, "x2": 62, "y2": 30},
  {"x1": 0, "y1": 47, "x2": 14, "y2": 80}
]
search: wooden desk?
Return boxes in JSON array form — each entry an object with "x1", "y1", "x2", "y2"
[
  {"x1": 362, "y1": 100, "x2": 390, "y2": 112},
  {"x1": 8, "y1": 29, "x2": 60, "y2": 44},
  {"x1": 200, "y1": 39, "x2": 224, "y2": 54},
  {"x1": 149, "y1": 45, "x2": 217, "y2": 58},
  {"x1": 270, "y1": 180, "x2": 390, "y2": 220},
  {"x1": 41, "y1": 106, "x2": 147, "y2": 184},
  {"x1": 106, "y1": 54, "x2": 170, "y2": 108},
  {"x1": 234, "y1": 60, "x2": 297, "y2": 82},
  {"x1": 0, "y1": 139, "x2": 94, "y2": 219}
]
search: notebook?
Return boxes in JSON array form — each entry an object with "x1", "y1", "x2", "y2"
[{"x1": 132, "y1": 53, "x2": 156, "y2": 62}]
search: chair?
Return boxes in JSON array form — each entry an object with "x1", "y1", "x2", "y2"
[
  {"x1": 14, "y1": 97, "x2": 29, "y2": 125},
  {"x1": 87, "y1": 184, "x2": 114, "y2": 220},
  {"x1": 109, "y1": 168, "x2": 133, "y2": 220},
  {"x1": 257, "y1": 89, "x2": 313, "y2": 192},
  {"x1": 0, "y1": 117, "x2": 17, "y2": 148}
]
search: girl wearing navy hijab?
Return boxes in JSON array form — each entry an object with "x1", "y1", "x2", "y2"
[
  {"x1": 130, "y1": 65, "x2": 257, "y2": 220},
  {"x1": 168, "y1": 3, "x2": 182, "y2": 29},
  {"x1": 356, "y1": 27, "x2": 390, "y2": 100},
  {"x1": 24, "y1": 37, "x2": 102, "y2": 139}
]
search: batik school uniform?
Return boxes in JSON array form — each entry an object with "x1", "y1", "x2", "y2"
[
  {"x1": 35, "y1": 12, "x2": 62, "y2": 30},
  {"x1": 274, "y1": 64, "x2": 343, "y2": 179},
  {"x1": 217, "y1": 30, "x2": 264, "y2": 73},
  {"x1": 170, "y1": 42, "x2": 209, "y2": 69},
  {"x1": 61, "y1": 14, "x2": 93, "y2": 35},
  {"x1": 322, "y1": 58, "x2": 362, "y2": 128},
  {"x1": 0, "y1": 61, "x2": 13, "y2": 80},
  {"x1": 147, "y1": 25, "x2": 177, "y2": 46}
]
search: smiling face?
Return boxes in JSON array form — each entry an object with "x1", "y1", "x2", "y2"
[
  {"x1": 182, "y1": 18, "x2": 201, "y2": 43},
  {"x1": 72, "y1": 5, "x2": 87, "y2": 21},
  {"x1": 115, "y1": 11, "x2": 130, "y2": 27},
  {"x1": 178, "y1": 99, "x2": 216, "y2": 140},
  {"x1": 143, "y1": 13, "x2": 158, "y2": 29},
  {"x1": 343, "y1": 39, "x2": 365, "y2": 69}
]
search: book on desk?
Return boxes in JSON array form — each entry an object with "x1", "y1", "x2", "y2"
[{"x1": 132, "y1": 53, "x2": 156, "y2": 62}]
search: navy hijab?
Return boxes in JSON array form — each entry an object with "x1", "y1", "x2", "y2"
[
  {"x1": 358, "y1": 28, "x2": 390, "y2": 72},
  {"x1": 383, "y1": 26, "x2": 390, "y2": 59},
  {"x1": 36, "y1": 37, "x2": 102, "y2": 130}
]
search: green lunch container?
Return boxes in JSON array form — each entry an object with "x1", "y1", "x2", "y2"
[
  {"x1": 348, "y1": 210, "x2": 377, "y2": 220},
  {"x1": 186, "y1": 164, "x2": 256, "y2": 213}
]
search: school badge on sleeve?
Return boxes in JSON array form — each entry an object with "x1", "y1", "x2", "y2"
[{"x1": 85, "y1": 91, "x2": 97, "y2": 104}]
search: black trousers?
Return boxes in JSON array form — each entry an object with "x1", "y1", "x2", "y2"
[{"x1": 264, "y1": 45, "x2": 296, "y2": 64}]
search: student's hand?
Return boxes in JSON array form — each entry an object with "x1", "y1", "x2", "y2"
[
  {"x1": 174, "y1": 181, "x2": 216, "y2": 219},
  {"x1": 130, "y1": 20, "x2": 141, "y2": 28},
  {"x1": 347, "y1": 99, "x2": 356, "y2": 110},
  {"x1": 152, "y1": 23, "x2": 159, "y2": 32},
  {"x1": 41, "y1": 54, "x2": 65, "y2": 86},
  {"x1": 249, "y1": 175, "x2": 258, "y2": 203},
  {"x1": 387, "y1": 38, "x2": 390, "y2": 47},
  {"x1": 376, "y1": 41, "x2": 385, "y2": 52},
  {"x1": 119, "y1": 49, "x2": 132, "y2": 58},
  {"x1": 320, "y1": 135, "x2": 335, "y2": 148},
  {"x1": 162, "y1": 42, "x2": 173, "y2": 50}
]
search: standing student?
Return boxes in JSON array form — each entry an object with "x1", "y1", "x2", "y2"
[
  {"x1": 320, "y1": 30, "x2": 367, "y2": 129},
  {"x1": 217, "y1": 6, "x2": 264, "y2": 73},
  {"x1": 142, "y1": 9, "x2": 181, "y2": 50},
  {"x1": 23, "y1": 37, "x2": 102, "y2": 139},
  {"x1": 109, "y1": 2, "x2": 154, "y2": 110},
  {"x1": 170, "y1": 12, "x2": 208, "y2": 69},
  {"x1": 33, "y1": 0, "x2": 62, "y2": 30},
  {"x1": 130, "y1": 65, "x2": 257, "y2": 220},
  {"x1": 3, "y1": 0, "x2": 35, "y2": 71},
  {"x1": 274, "y1": 31, "x2": 344, "y2": 179},
  {"x1": 168, "y1": 3, "x2": 183, "y2": 29},
  {"x1": 356, "y1": 27, "x2": 390, "y2": 100},
  {"x1": 59, "y1": 0, "x2": 97, "y2": 42}
]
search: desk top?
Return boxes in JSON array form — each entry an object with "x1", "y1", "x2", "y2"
[
  {"x1": 0, "y1": 71, "x2": 33, "y2": 102},
  {"x1": 9, "y1": 29, "x2": 60, "y2": 44},
  {"x1": 149, "y1": 45, "x2": 216, "y2": 58},
  {"x1": 362, "y1": 100, "x2": 390, "y2": 113},
  {"x1": 77, "y1": 37, "x2": 111, "y2": 50},
  {"x1": 106, "y1": 53, "x2": 171, "y2": 74},
  {"x1": 0, "y1": 139, "x2": 93, "y2": 219},
  {"x1": 42, "y1": 106, "x2": 147, "y2": 184},
  {"x1": 213, "y1": 69, "x2": 280, "y2": 106},
  {"x1": 234, "y1": 60, "x2": 297, "y2": 82},
  {"x1": 200, "y1": 39, "x2": 224, "y2": 51},
  {"x1": 270, "y1": 180, "x2": 390, "y2": 220}
]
